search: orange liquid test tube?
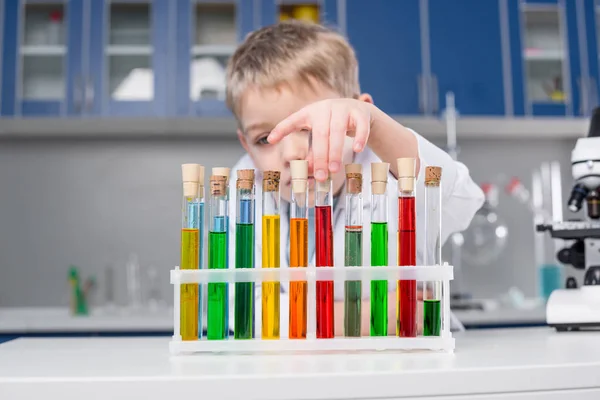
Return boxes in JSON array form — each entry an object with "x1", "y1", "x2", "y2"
[{"x1": 289, "y1": 160, "x2": 308, "y2": 339}]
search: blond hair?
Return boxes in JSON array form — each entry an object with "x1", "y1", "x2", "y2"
[{"x1": 226, "y1": 20, "x2": 360, "y2": 117}]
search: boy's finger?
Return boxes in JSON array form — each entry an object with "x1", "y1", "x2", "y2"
[
  {"x1": 268, "y1": 108, "x2": 310, "y2": 144},
  {"x1": 312, "y1": 112, "x2": 330, "y2": 182},
  {"x1": 351, "y1": 109, "x2": 370, "y2": 152},
  {"x1": 328, "y1": 106, "x2": 347, "y2": 173}
]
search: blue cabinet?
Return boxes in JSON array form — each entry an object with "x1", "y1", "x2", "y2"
[
  {"x1": 173, "y1": 0, "x2": 254, "y2": 117},
  {"x1": 1, "y1": 0, "x2": 84, "y2": 116},
  {"x1": 347, "y1": 0, "x2": 505, "y2": 116},
  {"x1": 507, "y1": 0, "x2": 583, "y2": 116},
  {"x1": 3, "y1": 0, "x2": 600, "y2": 119},
  {"x1": 428, "y1": 0, "x2": 506, "y2": 116},
  {"x1": 88, "y1": 0, "x2": 169, "y2": 117},
  {"x1": 172, "y1": 0, "x2": 339, "y2": 118},
  {"x1": 346, "y1": 0, "x2": 422, "y2": 115}
]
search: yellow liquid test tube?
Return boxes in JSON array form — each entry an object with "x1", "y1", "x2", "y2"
[
  {"x1": 180, "y1": 163, "x2": 203, "y2": 341},
  {"x1": 262, "y1": 171, "x2": 281, "y2": 339},
  {"x1": 180, "y1": 228, "x2": 199, "y2": 340}
]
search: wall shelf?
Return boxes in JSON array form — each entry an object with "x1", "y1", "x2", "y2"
[{"x1": 0, "y1": 116, "x2": 589, "y2": 140}]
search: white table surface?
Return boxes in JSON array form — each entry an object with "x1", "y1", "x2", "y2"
[{"x1": 1, "y1": 328, "x2": 599, "y2": 400}]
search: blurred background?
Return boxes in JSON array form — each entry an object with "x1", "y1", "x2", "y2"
[{"x1": 0, "y1": 0, "x2": 597, "y2": 336}]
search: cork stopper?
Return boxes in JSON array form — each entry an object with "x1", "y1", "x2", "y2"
[
  {"x1": 397, "y1": 158, "x2": 416, "y2": 192},
  {"x1": 182, "y1": 164, "x2": 200, "y2": 197},
  {"x1": 345, "y1": 163, "x2": 362, "y2": 194},
  {"x1": 290, "y1": 160, "x2": 308, "y2": 194},
  {"x1": 182, "y1": 164, "x2": 200, "y2": 183},
  {"x1": 236, "y1": 169, "x2": 255, "y2": 190},
  {"x1": 425, "y1": 166, "x2": 442, "y2": 187},
  {"x1": 316, "y1": 172, "x2": 332, "y2": 192},
  {"x1": 396, "y1": 158, "x2": 416, "y2": 178},
  {"x1": 210, "y1": 175, "x2": 227, "y2": 196},
  {"x1": 290, "y1": 160, "x2": 308, "y2": 180},
  {"x1": 371, "y1": 162, "x2": 389, "y2": 195},
  {"x1": 263, "y1": 170, "x2": 280, "y2": 192},
  {"x1": 212, "y1": 167, "x2": 230, "y2": 182}
]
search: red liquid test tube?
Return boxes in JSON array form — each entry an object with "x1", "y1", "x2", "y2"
[
  {"x1": 315, "y1": 176, "x2": 335, "y2": 338},
  {"x1": 396, "y1": 158, "x2": 417, "y2": 338}
]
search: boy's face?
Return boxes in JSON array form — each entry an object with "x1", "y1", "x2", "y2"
[{"x1": 237, "y1": 80, "x2": 354, "y2": 205}]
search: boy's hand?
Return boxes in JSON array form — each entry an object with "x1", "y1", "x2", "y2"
[{"x1": 267, "y1": 99, "x2": 373, "y2": 182}]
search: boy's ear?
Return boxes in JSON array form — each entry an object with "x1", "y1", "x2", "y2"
[
  {"x1": 237, "y1": 129, "x2": 250, "y2": 152},
  {"x1": 358, "y1": 93, "x2": 374, "y2": 104}
]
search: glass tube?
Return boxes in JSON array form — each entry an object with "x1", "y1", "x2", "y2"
[
  {"x1": 315, "y1": 175, "x2": 334, "y2": 339},
  {"x1": 207, "y1": 174, "x2": 228, "y2": 340},
  {"x1": 289, "y1": 160, "x2": 308, "y2": 339},
  {"x1": 397, "y1": 158, "x2": 417, "y2": 338},
  {"x1": 235, "y1": 169, "x2": 255, "y2": 339},
  {"x1": 262, "y1": 171, "x2": 281, "y2": 339},
  {"x1": 424, "y1": 166, "x2": 442, "y2": 336},
  {"x1": 344, "y1": 164, "x2": 363, "y2": 337},
  {"x1": 213, "y1": 167, "x2": 231, "y2": 336},
  {"x1": 370, "y1": 162, "x2": 389, "y2": 336},
  {"x1": 180, "y1": 164, "x2": 201, "y2": 341}
]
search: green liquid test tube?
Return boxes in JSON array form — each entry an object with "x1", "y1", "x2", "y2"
[
  {"x1": 370, "y1": 163, "x2": 389, "y2": 336},
  {"x1": 234, "y1": 169, "x2": 255, "y2": 339},
  {"x1": 344, "y1": 164, "x2": 363, "y2": 337},
  {"x1": 207, "y1": 174, "x2": 229, "y2": 340},
  {"x1": 424, "y1": 166, "x2": 443, "y2": 337}
]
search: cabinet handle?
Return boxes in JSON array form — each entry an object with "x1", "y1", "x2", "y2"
[
  {"x1": 591, "y1": 77, "x2": 599, "y2": 110},
  {"x1": 577, "y1": 77, "x2": 585, "y2": 116},
  {"x1": 432, "y1": 74, "x2": 439, "y2": 113},
  {"x1": 74, "y1": 76, "x2": 83, "y2": 113},
  {"x1": 418, "y1": 74, "x2": 426, "y2": 113},
  {"x1": 85, "y1": 77, "x2": 94, "y2": 113}
]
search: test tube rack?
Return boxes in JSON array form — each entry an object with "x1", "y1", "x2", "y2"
[{"x1": 169, "y1": 263, "x2": 455, "y2": 354}]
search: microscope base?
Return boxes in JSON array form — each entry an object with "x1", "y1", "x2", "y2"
[{"x1": 547, "y1": 286, "x2": 600, "y2": 330}]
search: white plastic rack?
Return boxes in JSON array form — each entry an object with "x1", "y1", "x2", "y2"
[{"x1": 170, "y1": 264, "x2": 455, "y2": 355}]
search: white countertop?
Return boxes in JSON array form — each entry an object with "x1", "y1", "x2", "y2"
[
  {"x1": 0, "y1": 307, "x2": 173, "y2": 333},
  {"x1": 453, "y1": 305, "x2": 547, "y2": 327},
  {"x1": 1, "y1": 328, "x2": 599, "y2": 399},
  {"x1": 0, "y1": 306, "x2": 547, "y2": 334}
]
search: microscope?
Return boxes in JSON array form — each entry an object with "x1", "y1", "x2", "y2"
[{"x1": 537, "y1": 108, "x2": 600, "y2": 331}]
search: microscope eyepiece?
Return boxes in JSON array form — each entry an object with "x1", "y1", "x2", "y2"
[{"x1": 568, "y1": 184, "x2": 589, "y2": 213}]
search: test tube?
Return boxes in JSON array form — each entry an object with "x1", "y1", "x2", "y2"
[
  {"x1": 344, "y1": 164, "x2": 363, "y2": 337},
  {"x1": 235, "y1": 169, "x2": 255, "y2": 339},
  {"x1": 424, "y1": 166, "x2": 442, "y2": 336},
  {"x1": 289, "y1": 160, "x2": 308, "y2": 339},
  {"x1": 212, "y1": 167, "x2": 231, "y2": 335},
  {"x1": 396, "y1": 158, "x2": 417, "y2": 338},
  {"x1": 315, "y1": 173, "x2": 335, "y2": 338},
  {"x1": 262, "y1": 171, "x2": 281, "y2": 339},
  {"x1": 180, "y1": 164, "x2": 202, "y2": 340},
  {"x1": 207, "y1": 174, "x2": 228, "y2": 340},
  {"x1": 370, "y1": 162, "x2": 389, "y2": 336}
]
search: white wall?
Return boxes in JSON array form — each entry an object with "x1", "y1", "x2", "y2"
[{"x1": 0, "y1": 134, "x2": 577, "y2": 306}]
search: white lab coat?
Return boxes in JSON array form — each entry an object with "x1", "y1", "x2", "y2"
[{"x1": 223, "y1": 129, "x2": 485, "y2": 335}]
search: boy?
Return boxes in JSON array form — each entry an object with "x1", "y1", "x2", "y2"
[{"x1": 224, "y1": 20, "x2": 484, "y2": 336}]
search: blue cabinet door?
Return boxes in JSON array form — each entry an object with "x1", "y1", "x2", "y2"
[
  {"x1": 580, "y1": 0, "x2": 600, "y2": 116},
  {"x1": 508, "y1": 0, "x2": 581, "y2": 116},
  {"x1": 346, "y1": 0, "x2": 422, "y2": 115},
  {"x1": 427, "y1": 0, "x2": 505, "y2": 116},
  {"x1": 88, "y1": 0, "x2": 168, "y2": 117},
  {"x1": 173, "y1": 0, "x2": 254, "y2": 117},
  {"x1": 1, "y1": 0, "x2": 83, "y2": 116}
]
